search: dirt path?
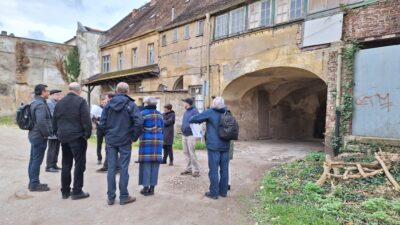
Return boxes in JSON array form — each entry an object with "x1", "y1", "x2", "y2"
[{"x1": 0, "y1": 126, "x2": 323, "y2": 225}]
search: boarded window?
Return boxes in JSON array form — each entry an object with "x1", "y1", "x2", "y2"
[
  {"x1": 229, "y1": 6, "x2": 246, "y2": 35},
  {"x1": 215, "y1": 13, "x2": 229, "y2": 39},
  {"x1": 309, "y1": 0, "x2": 363, "y2": 13},
  {"x1": 275, "y1": 0, "x2": 289, "y2": 24}
]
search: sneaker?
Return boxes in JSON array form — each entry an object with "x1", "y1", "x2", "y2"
[
  {"x1": 62, "y1": 193, "x2": 71, "y2": 199},
  {"x1": 29, "y1": 185, "x2": 50, "y2": 192},
  {"x1": 107, "y1": 198, "x2": 115, "y2": 205},
  {"x1": 71, "y1": 192, "x2": 90, "y2": 200},
  {"x1": 120, "y1": 196, "x2": 136, "y2": 205},
  {"x1": 180, "y1": 170, "x2": 192, "y2": 175},
  {"x1": 192, "y1": 172, "x2": 200, "y2": 177},
  {"x1": 205, "y1": 192, "x2": 218, "y2": 200},
  {"x1": 27, "y1": 183, "x2": 48, "y2": 190},
  {"x1": 45, "y1": 168, "x2": 59, "y2": 173},
  {"x1": 96, "y1": 167, "x2": 107, "y2": 173}
]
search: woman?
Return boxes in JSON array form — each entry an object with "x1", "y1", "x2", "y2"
[
  {"x1": 162, "y1": 104, "x2": 175, "y2": 166},
  {"x1": 138, "y1": 97, "x2": 164, "y2": 196},
  {"x1": 189, "y1": 96, "x2": 231, "y2": 200}
]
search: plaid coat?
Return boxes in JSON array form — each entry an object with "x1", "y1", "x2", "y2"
[{"x1": 139, "y1": 106, "x2": 164, "y2": 162}]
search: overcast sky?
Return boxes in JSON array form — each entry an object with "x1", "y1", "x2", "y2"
[{"x1": 0, "y1": 0, "x2": 148, "y2": 43}]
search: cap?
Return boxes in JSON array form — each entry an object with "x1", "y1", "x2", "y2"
[
  {"x1": 49, "y1": 89, "x2": 62, "y2": 95},
  {"x1": 181, "y1": 98, "x2": 193, "y2": 105}
]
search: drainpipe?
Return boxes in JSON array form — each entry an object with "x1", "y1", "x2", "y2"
[
  {"x1": 205, "y1": 13, "x2": 211, "y2": 109},
  {"x1": 334, "y1": 48, "x2": 343, "y2": 156}
]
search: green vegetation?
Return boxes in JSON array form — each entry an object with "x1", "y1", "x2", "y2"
[
  {"x1": 252, "y1": 152, "x2": 400, "y2": 225},
  {"x1": 0, "y1": 115, "x2": 15, "y2": 126},
  {"x1": 65, "y1": 46, "x2": 81, "y2": 83}
]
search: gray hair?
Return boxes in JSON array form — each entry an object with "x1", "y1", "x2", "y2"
[
  {"x1": 211, "y1": 96, "x2": 226, "y2": 109},
  {"x1": 69, "y1": 82, "x2": 81, "y2": 93},
  {"x1": 116, "y1": 82, "x2": 129, "y2": 94},
  {"x1": 144, "y1": 96, "x2": 158, "y2": 106}
]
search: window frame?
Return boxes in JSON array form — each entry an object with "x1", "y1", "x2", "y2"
[
  {"x1": 184, "y1": 24, "x2": 190, "y2": 40},
  {"x1": 148, "y1": 43, "x2": 155, "y2": 65},
  {"x1": 131, "y1": 48, "x2": 138, "y2": 68},
  {"x1": 117, "y1": 51, "x2": 123, "y2": 71},
  {"x1": 197, "y1": 20, "x2": 205, "y2": 36},
  {"x1": 172, "y1": 28, "x2": 178, "y2": 43},
  {"x1": 102, "y1": 55, "x2": 110, "y2": 73},
  {"x1": 290, "y1": 0, "x2": 304, "y2": 20},
  {"x1": 261, "y1": 0, "x2": 273, "y2": 27},
  {"x1": 228, "y1": 6, "x2": 247, "y2": 35},
  {"x1": 161, "y1": 34, "x2": 167, "y2": 47},
  {"x1": 214, "y1": 13, "x2": 229, "y2": 39}
]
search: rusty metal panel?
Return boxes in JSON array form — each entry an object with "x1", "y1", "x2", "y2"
[{"x1": 352, "y1": 45, "x2": 400, "y2": 139}]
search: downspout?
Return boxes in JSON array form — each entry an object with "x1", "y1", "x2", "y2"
[
  {"x1": 334, "y1": 48, "x2": 343, "y2": 156},
  {"x1": 205, "y1": 13, "x2": 211, "y2": 109}
]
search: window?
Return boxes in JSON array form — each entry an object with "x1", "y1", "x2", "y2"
[
  {"x1": 132, "y1": 48, "x2": 138, "y2": 67},
  {"x1": 197, "y1": 20, "x2": 204, "y2": 36},
  {"x1": 215, "y1": 13, "x2": 229, "y2": 39},
  {"x1": 229, "y1": 6, "x2": 246, "y2": 35},
  {"x1": 148, "y1": 43, "x2": 155, "y2": 65},
  {"x1": 275, "y1": 0, "x2": 290, "y2": 24},
  {"x1": 117, "y1": 52, "x2": 123, "y2": 71},
  {"x1": 290, "y1": 0, "x2": 303, "y2": 20},
  {"x1": 173, "y1": 28, "x2": 178, "y2": 42},
  {"x1": 261, "y1": 0, "x2": 272, "y2": 26},
  {"x1": 248, "y1": 2, "x2": 261, "y2": 29},
  {"x1": 184, "y1": 25, "x2": 190, "y2": 39},
  {"x1": 102, "y1": 55, "x2": 110, "y2": 73},
  {"x1": 162, "y1": 34, "x2": 167, "y2": 46}
]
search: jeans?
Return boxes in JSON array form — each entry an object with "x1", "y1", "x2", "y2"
[
  {"x1": 102, "y1": 151, "x2": 121, "y2": 170},
  {"x1": 139, "y1": 162, "x2": 160, "y2": 187},
  {"x1": 28, "y1": 138, "x2": 47, "y2": 187},
  {"x1": 96, "y1": 128, "x2": 105, "y2": 162},
  {"x1": 207, "y1": 150, "x2": 230, "y2": 197},
  {"x1": 61, "y1": 138, "x2": 87, "y2": 195},
  {"x1": 46, "y1": 139, "x2": 60, "y2": 169},
  {"x1": 182, "y1": 136, "x2": 199, "y2": 173},
  {"x1": 162, "y1": 145, "x2": 174, "y2": 163},
  {"x1": 107, "y1": 144, "x2": 131, "y2": 201}
]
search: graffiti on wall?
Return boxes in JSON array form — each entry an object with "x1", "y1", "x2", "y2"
[{"x1": 355, "y1": 93, "x2": 393, "y2": 112}]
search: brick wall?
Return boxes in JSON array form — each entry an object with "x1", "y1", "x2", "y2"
[{"x1": 344, "y1": 0, "x2": 400, "y2": 40}]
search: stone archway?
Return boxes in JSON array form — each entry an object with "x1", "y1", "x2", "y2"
[{"x1": 222, "y1": 67, "x2": 327, "y2": 141}]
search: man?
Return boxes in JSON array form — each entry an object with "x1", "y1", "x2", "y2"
[
  {"x1": 100, "y1": 82, "x2": 142, "y2": 205},
  {"x1": 28, "y1": 84, "x2": 52, "y2": 192},
  {"x1": 190, "y1": 97, "x2": 231, "y2": 200},
  {"x1": 53, "y1": 82, "x2": 92, "y2": 200},
  {"x1": 161, "y1": 104, "x2": 175, "y2": 166},
  {"x1": 180, "y1": 98, "x2": 200, "y2": 177},
  {"x1": 46, "y1": 89, "x2": 62, "y2": 173}
]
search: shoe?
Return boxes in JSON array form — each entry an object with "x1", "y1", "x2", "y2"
[
  {"x1": 148, "y1": 186, "x2": 155, "y2": 196},
  {"x1": 27, "y1": 183, "x2": 48, "y2": 190},
  {"x1": 54, "y1": 166, "x2": 62, "y2": 170},
  {"x1": 180, "y1": 171, "x2": 192, "y2": 175},
  {"x1": 96, "y1": 167, "x2": 107, "y2": 173},
  {"x1": 205, "y1": 192, "x2": 218, "y2": 200},
  {"x1": 46, "y1": 168, "x2": 59, "y2": 173},
  {"x1": 192, "y1": 172, "x2": 200, "y2": 177},
  {"x1": 169, "y1": 162, "x2": 174, "y2": 166},
  {"x1": 62, "y1": 193, "x2": 71, "y2": 199},
  {"x1": 160, "y1": 161, "x2": 167, "y2": 164},
  {"x1": 228, "y1": 185, "x2": 231, "y2": 191},
  {"x1": 140, "y1": 187, "x2": 150, "y2": 196},
  {"x1": 97, "y1": 160, "x2": 102, "y2": 165},
  {"x1": 120, "y1": 196, "x2": 136, "y2": 205},
  {"x1": 29, "y1": 185, "x2": 50, "y2": 192},
  {"x1": 220, "y1": 194, "x2": 227, "y2": 198},
  {"x1": 71, "y1": 192, "x2": 90, "y2": 200},
  {"x1": 108, "y1": 198, "x2": 115, "y2": 205},
  {"x1": 134, "y1": 160, "x2": 139, "y2": 164}
]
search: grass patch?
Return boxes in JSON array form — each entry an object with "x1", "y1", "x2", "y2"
[
  {"x1": 252, "y1": 152, "x2": 400, "y2": 225},
  {"x1": 0, "y1": 115, "x2": 15, "y2": 126}
]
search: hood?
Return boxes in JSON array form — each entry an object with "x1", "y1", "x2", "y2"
[
  {"x1": 212, "y1": 107, "x2": 227, "y2": 113},
  {"x1": 108, "y1": 94, "x2": 134, "y2": 112}
]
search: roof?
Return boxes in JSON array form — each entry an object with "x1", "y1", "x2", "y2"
[{"x1": 84, "y1": 64, "x2": 160, "y2": 86}]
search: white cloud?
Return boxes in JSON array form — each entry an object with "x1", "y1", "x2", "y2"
[{"x1": 0, "y1": 0, "x2": 148, "y2": 43}]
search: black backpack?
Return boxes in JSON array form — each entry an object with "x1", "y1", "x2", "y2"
[
  {"x1": 16, "y1": 102, "x2": 35, "y2": 130},
  {"x1": 218, "y1": 110, "x2": 239, "y2": 141}
]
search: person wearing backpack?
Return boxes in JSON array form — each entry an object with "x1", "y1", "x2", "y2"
[
  {"x1": 27, "y1": 84, "x2": 53, "y2": 192},
  {"x1": 189, "y1": 96, "x2": 235, "y2": 200}
]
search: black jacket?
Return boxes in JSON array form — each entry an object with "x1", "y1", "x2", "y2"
[
  {"x1": 28, "y1": 96, "x2": 53, "y2": 139},
  {"x1": 162, "y1": 111, "x2": 175, "y2": 146},
  {"x1": 99, "y1": 94, "x2": 143, "y2": 147},
  {"x1": 53, "y1": 92, "x2": 92, "y2": 143}
]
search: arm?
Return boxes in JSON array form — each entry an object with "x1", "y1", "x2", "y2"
[
  {"x1": 35, "y1": 103, "x2": 52, "y2": 138},
  {"x1": 131, "y1": 103, "x2": 143, "y2": 142},
  {"x1": 80, "y1": 100, "x2": 92, "y2": 140},
  {"x1": 189, "y1": 110, "x2": 209, "y2": 124},
  {"x1": 99, "y1": 106, "x2": 108, "y2": 132}
]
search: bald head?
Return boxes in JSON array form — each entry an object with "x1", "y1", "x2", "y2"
[
  {"x1": 116, "y1": 82, "x2": 129, "y2": 94},
  {"x1": 69, "y1": 82, "x2": 81, "y2": 94}
]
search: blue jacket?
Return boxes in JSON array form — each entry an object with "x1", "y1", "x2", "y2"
[
  {"x1": 181, "y1": 106, "x2": 199, "y2": 136},
  {"x1": 189, "y1": 108, "x2": 230, "y2": 151},
  {"x1": 99, "y1": 94, "x2": 143, "y2": 147},
  {"x1": 139, "y1": 106, "x2": 164, "y2": 162}
]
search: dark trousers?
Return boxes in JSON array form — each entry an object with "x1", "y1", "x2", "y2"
[
  {"x1": 207, "y1": 150, "x2": 230, "y2": 197},
  {"x1": 107, "y1": 144, "x2": 131, "y2": 200},
  {"x1": 61, "y1": 138, "x2": 87, "y2": 195},
  {"x1": 46, "y1": 139, "x2": 60, "y2": 169},
  {"x1": 96, "y1": 129, "x2": 105, "y2": 161},
  {"x1": 28, "y1": 138, "x2": 47, "y2": 187},
  {"x1": 162, "y1": 145, "x2": 174, "y2": 163}
]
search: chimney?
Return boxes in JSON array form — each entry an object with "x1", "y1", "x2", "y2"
[
  {"x1": 1, "y1": 31, "x2": 7, "y2": 36},
  {"x1": 131, "y1": 8, "x2": 138, "y2": 18},
  {"x1": 171, "y1": 7, "x2": 175, "y2": 21},
  {"x1": 150, "y1": 0, "x2": 157, "y2": 6}
]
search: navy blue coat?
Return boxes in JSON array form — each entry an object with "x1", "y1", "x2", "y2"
[
  {"x1": 189, "y1": 108, "x2": 230, "y2": 151},
  {"x1": 99, "y1": 94, "x2": 143, "y2": 147},
  {"x1": 181, "y1": 106, "x2": 199, "y2": 136}
]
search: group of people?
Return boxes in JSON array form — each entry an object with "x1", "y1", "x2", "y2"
[{"x1": 26, "y1": 81, "x2": 233, "y2": 205}]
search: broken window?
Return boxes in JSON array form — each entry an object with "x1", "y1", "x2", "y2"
[
  {"x1": 197, "y1": 20, "x2": 204, "y2": 36},
  {"x1": 229, "y1": 6, "x2": 246, "y2": 35},
  {"x1": 117, "y1": 52, "x2": 123, "y2": 71},
  {"x1": 215, "y1": 13, "x2": 229, "y2": 39},
  {"x1": 290, "y1": 0, "x2": 303, "y2": 20},
  {"x1": 102, "y1": 55, "x2": 110, "y2": 73},
  {"x1": 132, "y1": 48, "x2": 138, "y2": 67},
  {"x1": 184, "y1": 25, "x2": 190, "y2": 39},
  {"x1": 148, "y1": 43, "x2": 155, "y2": 65}
]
